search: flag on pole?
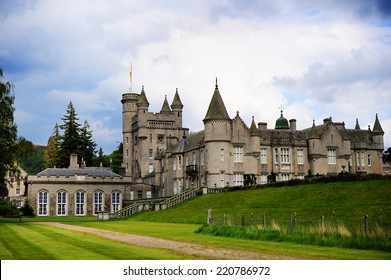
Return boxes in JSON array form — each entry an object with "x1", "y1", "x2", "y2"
[{"x1": 129, "y1": 63, "x2": 133, "y2": 92}]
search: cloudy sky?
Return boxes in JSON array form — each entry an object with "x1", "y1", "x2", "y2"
[{"x1": 1, "y1": 0, "x2": 391, "y2": 154}]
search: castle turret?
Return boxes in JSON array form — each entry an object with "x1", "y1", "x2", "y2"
[
  {"x1": 250, "y1": 116, "x2": 261, "y2": 150},
  {"x1": 203, "y1": 80, "x2": 232, "y2": 188},
  {"x1": 372, "y1": 113, "x2": 384, "y2": 147},
  {"x1": 171, "y1": 88, "x2": 183, "y2": 128},
  {"x1": 160, "y1": 95, "x2": 172, "y2": 114}
]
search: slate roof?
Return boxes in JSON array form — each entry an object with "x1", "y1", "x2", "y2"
[
  {"x1": 203, "y1": 84, "x2": 230, "y2": 122},
  {"x1": 36, "y1": 168, "x2": 122, "y2": 178}
]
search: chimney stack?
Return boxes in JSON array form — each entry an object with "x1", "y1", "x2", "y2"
[
  {"x1": 289, "y1": 119, "x2": 297, "y2": 131},
  {"x1": 69, "y1": 154, "x2": 79, "y2": 169},
  {"x1": 258, "y1": 122, "x2": 268, "y2": 130}
]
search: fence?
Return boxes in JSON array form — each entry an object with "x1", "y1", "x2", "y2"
[{"x1": 207, "y1": 209, "x2": 390, "y2": 235}]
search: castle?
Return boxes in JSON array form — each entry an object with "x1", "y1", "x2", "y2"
[
  {"x1": 19, "y1": 79, "x2": 385, "y2": 217},
  {"x1": 122, "y1": 80, "x2": 385, "y2": 198}
]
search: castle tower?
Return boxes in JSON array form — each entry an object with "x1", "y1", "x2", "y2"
[
  {"x1": 121, "y1": 91, "x2": 140, "y2": 179},
  {"x1": 203, "y1": 80, "x2": 232, "y2": 187},
  {"x1": 372, "y1": 114, "x2": 384, "y2": 146},
  {"x1": 171, "y1": 88, "x2": 184, "y2": 128}
]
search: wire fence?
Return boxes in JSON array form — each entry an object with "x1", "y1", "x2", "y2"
[{"x1": 207, "y1": 209, "x2": 390, "y2": 235}]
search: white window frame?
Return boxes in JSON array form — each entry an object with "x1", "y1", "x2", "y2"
[
  {"x1": 367, "y1": 154, "x2": 372, "y2": 167},
  {"x1": 148, "y1": 163, "x2": 154, "y2": 173},
  {"x1": 260, "y1": 148, "x2": 267, "y2": 164},
  {"x1": 38, "y1": 191, "x2": 48, "y2": 216},
  {"x1": 220, "y1": 149, "x2": 224, "y2": 162},
  {"x1": 297, "y1": 149, "x2": 304, "y2": 165},
  {"x1": 111, "y1": 191, "x2": 121, "y2": 213},
  {"x1": 57, "y1": 191, "x2": 67, "y2": 216},
  {"x1": 93, "y1": 191, "x2": 103, "y2": 215},
  {"x1": 233, "y1": 173, "x2": 243, "y2": 186},
  {"x1": 149, "y1": 149, "x2": 153, "y2": 159},
  {"x1": 328, "y1": 149, "x2": 336, "y2": 165},
  {"x1": 234, "y1": 147, "x2": 243, "y2": 163},
  {"x1": 281, "y1": 148, "x2": 290, "y2": 164},
  {"x1": 75, "y1": 191, "x2": 85, "y2": 216}
]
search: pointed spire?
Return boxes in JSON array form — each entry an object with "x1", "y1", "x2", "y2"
[
  {"x1": 171, "y1": 88, "x2": 183, "y2": 110},
  {"x1": 137, "y1": 85, "x2": 149, "y2": 108},
  {"x1": 160, "y1": 95, "x2": 172, "y2": 113},
  {"x1": 373, "y1": 113, "x2": 384, "y2": 135},
  {"x1": 341, "y1": 122, "x2": 350, "y2": 140},
  {"x1": 250, "y1": 116, "x2": 260, "y2": 137},
  {"x1": 309, "y1": 120, "x2": 320, "y2": 139},
  {"x1": 355, "y1": 118, "x2": 361, "y2": 130},
  {"x1": 203, "y1": 80, "x2": 230, "y2": 122}
]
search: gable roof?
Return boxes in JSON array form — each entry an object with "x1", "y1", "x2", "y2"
[{"x1": 36, "y1": 168, "x2": 122, "y2": 178}]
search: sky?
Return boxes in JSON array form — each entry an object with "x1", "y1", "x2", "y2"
[{"x1": 1, "y1": 0, "x2": 391, "y2": 154}]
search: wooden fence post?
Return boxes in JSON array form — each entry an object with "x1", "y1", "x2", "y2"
[
  {"x1": 365, "y1": 215, "x2": 369, "y2": 236},
  {"x1": 290, "y1": 212, "x2": 297, "y2": 232}
]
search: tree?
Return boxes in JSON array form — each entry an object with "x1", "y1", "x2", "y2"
[
  {"x1": 384, "y1": 147, "x2": 391, "y2": 164},
  {"x1": 58, "y1": 102, "x2": 81, "y2": 167},
  {"x1": 44, "y1": 124, "x2": 61, "y2": 168},
  {"x1": 0, "y1": 68, "x2": 18, "y2": 197},
  {"x1": 79, "y1": 120, "x2": 96, "y2": 167}
]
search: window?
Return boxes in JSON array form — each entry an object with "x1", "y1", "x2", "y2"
[
  {"x1": 38, "y1": 191, "x2": 48, "y2": 216},
  {"x1": 126, "y1": 150, "x2": 128, "y2": 158},
  {"x1": 234, "y1": 174, "x2": 243, "y2": 186},
  {"x1": 126, "y1": 136, "x2": 128, "y2": 144},
  {"x1": 200, "y1": 150, "x2": 204, "y2": 166},
  {"x1": 126, "y1": 163, "x2": 129, "y2": 171},
  {"x1": 260, "y1": 175, "x2": 268, "y2": 184},
  {"x1": 93, "y1": 191, "x2": 103, "y2": 215},
  {"x1": 367, "y1": 154, "x2": 372, "y2": 167},
  {"x1": 173, "y1": 157, "x2": 177, "y2": 170},
  {"x1": 130, "y1": 191, "x2": 134, "y2": 200},
  {"x1": 75, "y1": 191, "x2": 85, "y2": 216},
  {"x1": 220, "y1": 149, "x2": 224, "y2": 162},
  {"x1": 185, "y1": 155, "x2": 189, "y2": 166},
  {"x1": 281, "y1": 148, "x2": 290, "y2": 163},
  {"x1": 234, "y1": 147, "x2": 243, "y2": 162},
  {"x1": 297, "y1": 149, "x2": 304, "y2": 165},
  {"x1": 16, "y1": 200, "x2": 22, "y2": 208},
  {"x1": 148, "y1": 163, "x2": 154, "y2": 173},
  {"x1": 192, "y1": 152, "x2": 196, "y2": 165},
  {"x1": 281, "y1": 174, "x2": 290, "y2": 181},
  {"x1": 328, "y1": 149, "x2": 336, "y2": 165},
  {"x1": 146, "y1": 191, "x2": 152, "y2": 199},
  {"x1": 178, "y1": 156, "x2": 182, "y2": 169},
  {"x1": 111, "y1": 191, "x2": 121, "y2": 213},
  {"x1": 220, "y1": 173, "x2": 225, "y2": 188},
  {"x1": 149, "y1": 149, "x2": 153, "y2": 159},
  {"x1": 260, "y1": 148, "x2": 267, "y2": 164},
  {"x1": 274, "y1": 148, "x2": 279, "y2": 163},
  {"x1": 57, "y1": 191, "x2": 67, "y2": 216},
  {"x1": 16, "y1": 188, "x2": 20, "y2": 195}
]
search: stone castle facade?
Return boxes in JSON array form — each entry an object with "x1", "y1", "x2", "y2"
[{"x1": 122, "y1": 81, "x2": 385, "y2": 198}]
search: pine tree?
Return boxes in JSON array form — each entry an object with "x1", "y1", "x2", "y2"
[
  {"x1": 0, "y1": 68, "x2": 18, "y2": 197},
  {"x1": 79, "y1": 120, "x2": 96, "y2": 167},
  {"x1": 44, "y1": 124, "x2": 61, "y2": 168},
  {"x1": 58, "y1": 102, "x2": 81, "y2": 167}
]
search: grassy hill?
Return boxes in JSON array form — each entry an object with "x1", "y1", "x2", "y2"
[{"x1": 133, "y1": 179, "x2": 391, "y2": 225}]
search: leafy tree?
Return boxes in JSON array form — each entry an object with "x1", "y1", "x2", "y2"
[
  {"x1": 44, "y1": 136, "x2": 59, "y2": 168},
  {"x1": 58, "y1": 102, "x2": 81, "y2": 167},
  {"x1": 0, "y1": 68, "x2": 18, "y2": 198},
  {"x1": 79, "y1": 120, "x2": 96, "y2": 167},
  {"x1": 16, "y1": 137, "x2": 34, "y2": 161},
  {"x1": 384, "y1": 147, "x2": 391, "y2": 164}
]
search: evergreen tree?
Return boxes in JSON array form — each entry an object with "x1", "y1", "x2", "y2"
[
  {"x1": 58, "y1": 102, "x2": 81, "y2": 167},
  {"x1": 44, "y1": 136, "x2": 59, "y2": 168},
  {"x1": 0, "y1": 68, "x2": 18, "y2": 197},
  {"x1": 79, "y1": 120, "x2": 96, "y2": 167}
]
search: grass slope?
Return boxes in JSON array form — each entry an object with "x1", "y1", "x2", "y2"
[{"x1": 132, "y1": 179, "x2": 391, "y2": 224}]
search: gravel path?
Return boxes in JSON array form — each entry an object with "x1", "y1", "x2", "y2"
[{"x1": 36, "y1": 222, "x2": 298, "y2": 260}]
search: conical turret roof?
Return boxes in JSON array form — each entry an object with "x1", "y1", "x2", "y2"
[
  {"x1": 160, "y1": 95, "x2": 172, "y2": 114},
  {"x1": 250, "y1": 116, "x2": 260, "y2": 136},
  {"x1": 308, "y1": 120, "x2": 320, "y2": 139},
  {"x1": 171, "y1": 88, "x2": 183, "y2": 110},
  {"x1": 203, "y1": 81, "x2": 230, "y2": 122},
  {"x1": 137, "y1": 86, "x2": 149, "y2": 108},
  {"x1": 355, "y1": 118, "x2": 361, "y2": 130},
  {"x1": 373, "y1": 113, "x2": 384, "y2": 134}
]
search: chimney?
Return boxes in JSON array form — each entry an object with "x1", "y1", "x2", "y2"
[
  {"x1": 69, "y1": 154, "x2": 79, "y2": 169},
  {"x1": 289, "y1": 119, "x2": 297, "y2": 131},
  {"x1": 258, "y1": 122, "x2": 268, "y2": 130}
]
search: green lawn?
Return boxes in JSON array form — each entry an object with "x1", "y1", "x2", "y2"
[{"x1": 0, "y1": 222, "x2": 189, "y2": 260}]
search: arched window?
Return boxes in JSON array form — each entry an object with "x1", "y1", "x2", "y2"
[
  {"x1": 57, "y1": 191, "x2": 67, "y2": 216},
  {"x1": 38, "y1": 191, "x2": 48, "y2": 216},
  {"x1": 94, "y1": 191, "x2": 103, "y2": 215},
  {"x1": 111, "y1": 191, "x2": 121, "y2": 213},
  {"x1": 75, "y1": 191, "x2": 85, "y2": 216}
]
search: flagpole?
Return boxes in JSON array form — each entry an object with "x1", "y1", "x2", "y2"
[{"x1": 129, "y1": 63, "x2": 133, "y2": 92}]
